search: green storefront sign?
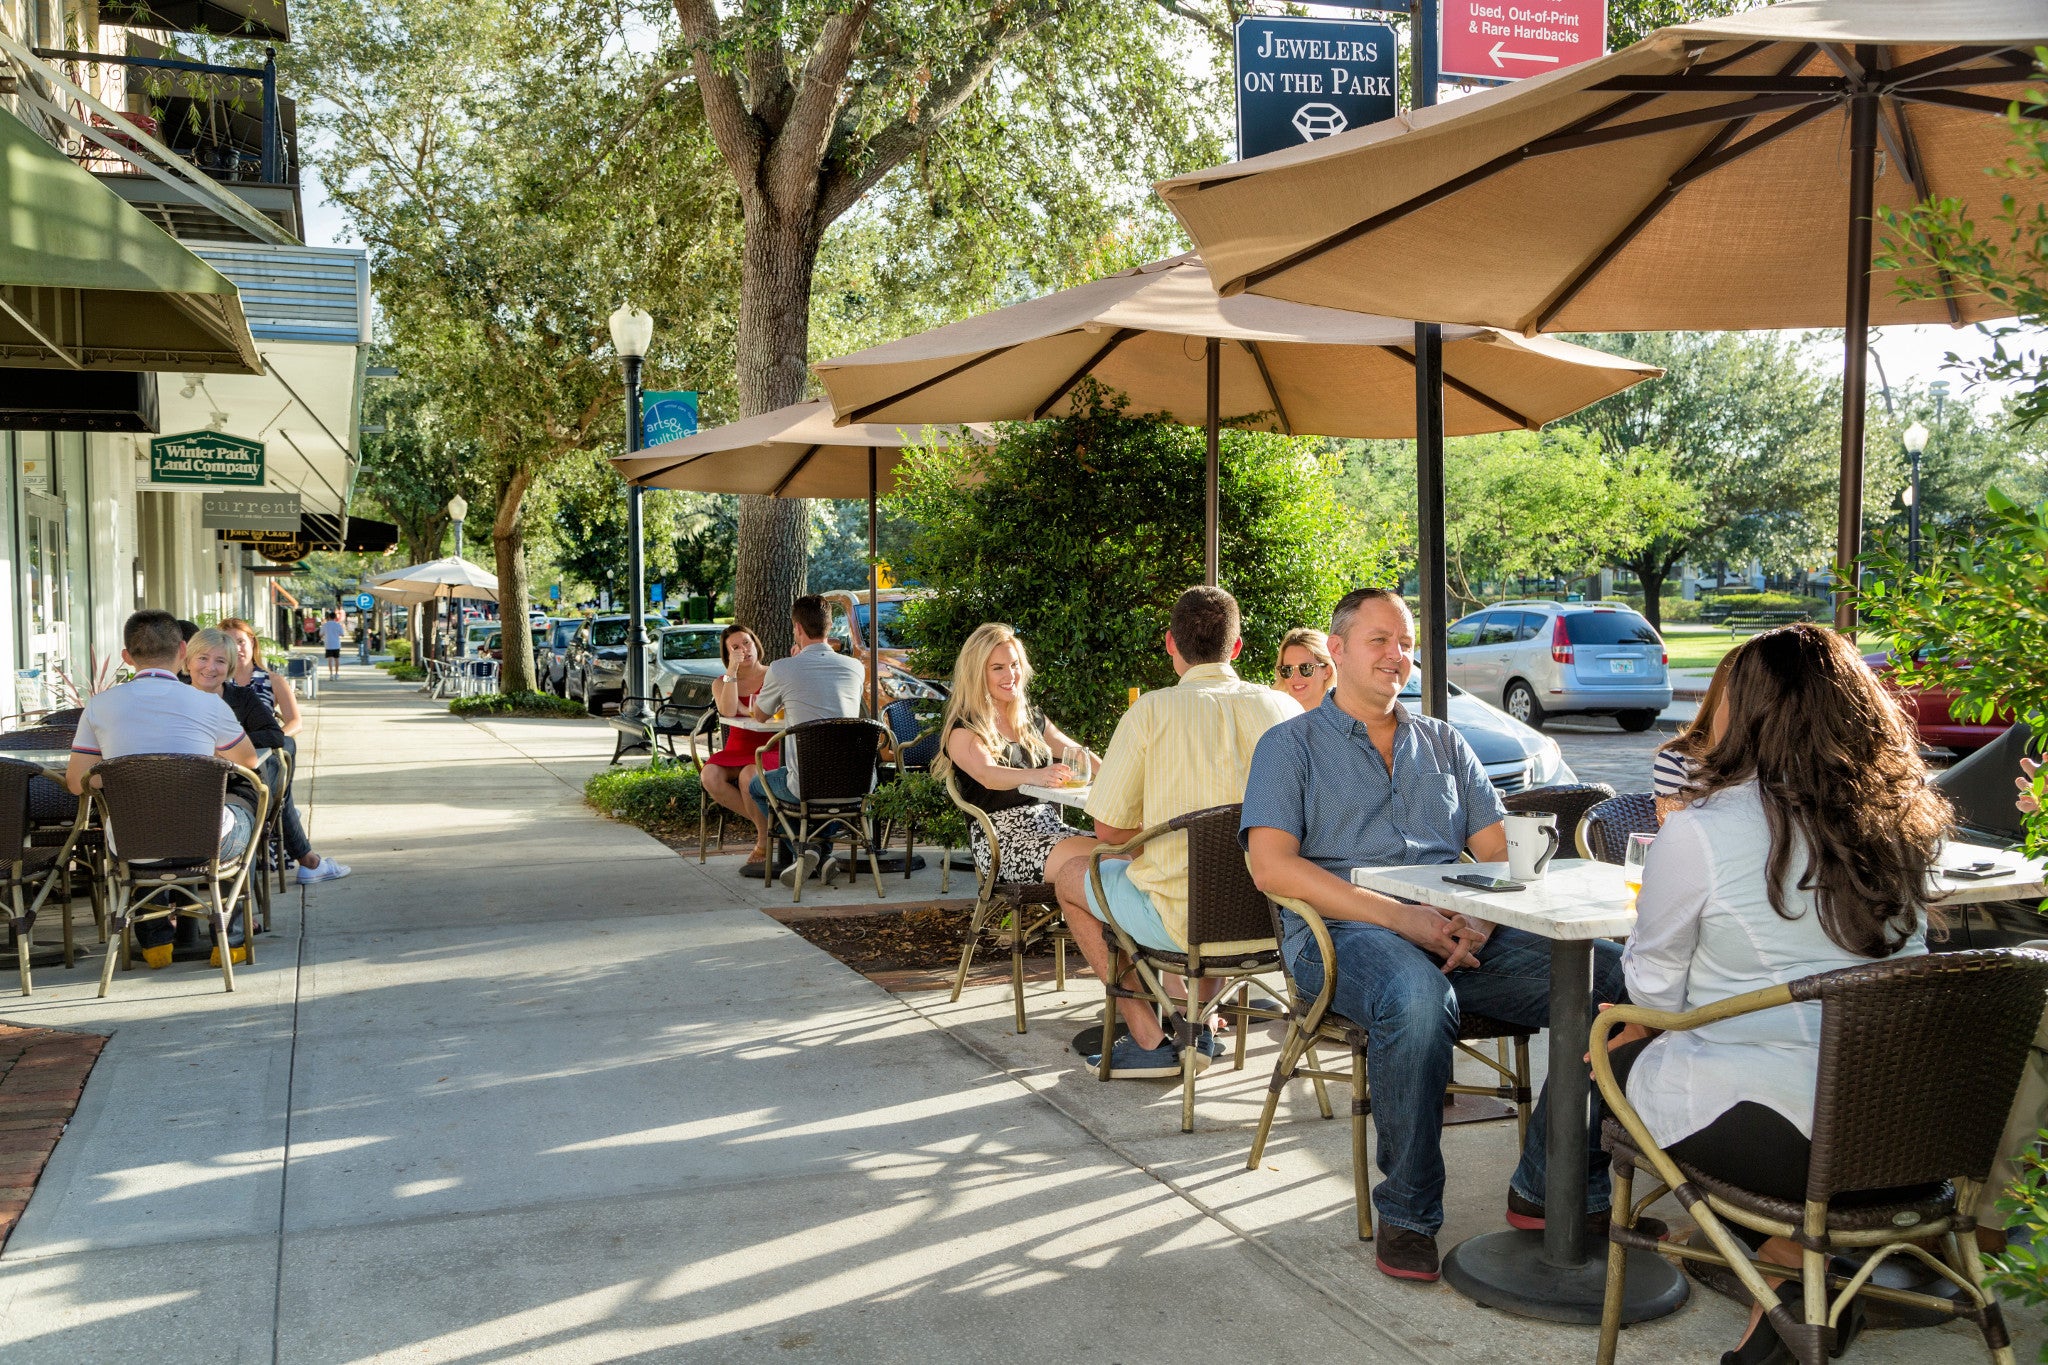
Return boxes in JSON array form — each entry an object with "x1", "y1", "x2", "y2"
[{"x1": 149, "y1": 431, "x2": 265, "y2": 486}]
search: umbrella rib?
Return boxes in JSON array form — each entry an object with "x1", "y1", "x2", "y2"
[
  {"x1": 1896, "y1": 87, "x2": 2048, "y2": 120},
  {"x1": 1879, "y1": 44, "x2": 2013, "y2": 89},
  {"x1": 1377, "y1": 346, "x2": 1533, "y2": 430},
  {"x1": 770, "y1": 445, "x2": 824, "y2": 497},
  {"x1": 1530, "y1": 93, "x2": 1828, "y2": 157},
  {"x1": 1591, "y1": 74, "x2": 1843, "y2": 95},
  {"x1": 1032, "y1": 328, "x2": 1138, "y2": 419},
  {"x1": 1530, "y1": 46, "x2": 1826, "y2": 331},
  {"x1": 1238, "y1": 340, "x2": 1293, "y2": 436},
  {"x1": 1873, "y1": 59, "x2": 1962, "y2": 328},
  {"x1": 1894, "y1": 58, "x2": 2037, "y2": 92},
  {"x1": 845, "y1": 343, "x2": 1025, "y2": 423},
  {"x1": 1239, "y1": 92, "x2": 1660, "y2": 292}
]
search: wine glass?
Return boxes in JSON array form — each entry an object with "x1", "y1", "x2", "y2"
[{"x1": 1623, "y1": 832, "x2": 1655, "y2": 906}]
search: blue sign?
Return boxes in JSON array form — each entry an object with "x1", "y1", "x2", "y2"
[
  {"x1": 1235, "y1": 16, "x2": 1398, "y2": 161},
  {"x1": 549, "y1": 583, "x2": 561, "y2": 602},
  {"x1": 649, "y1": 582, "x2": 665, "y2": 605},
  {"x1": 642, "y1": 391, "x2": 699, "y2": 447},
  {"x1": 354, "y1": 593, "x2": 375, "y2": 610}
]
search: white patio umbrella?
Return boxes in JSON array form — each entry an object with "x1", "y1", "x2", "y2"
[{"x1": 365, "y1": 555, "x2": 500, "y2": 605}]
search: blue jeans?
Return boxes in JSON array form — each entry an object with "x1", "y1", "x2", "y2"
[{"x1": 1279, "y1": 914, "x2": 1626, "y2": 1237}]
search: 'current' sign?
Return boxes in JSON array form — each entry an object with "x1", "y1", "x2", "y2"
[{"x1": 1234, "y1": 15, "x2": 1397, "y2": 162}]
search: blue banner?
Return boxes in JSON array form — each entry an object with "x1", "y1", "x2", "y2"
[
  {"x1": 642, "y1": 391, "x2": 699, "y2": 448},
  {"x1": 1234, "y1": 16, "x2": 1398, "y2": 161}
]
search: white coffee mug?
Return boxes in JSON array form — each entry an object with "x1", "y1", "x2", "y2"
[{"x1": 1505, "y1": 811, "x2": 1560, "y2": 882}]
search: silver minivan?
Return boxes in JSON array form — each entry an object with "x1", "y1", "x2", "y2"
[{"x1": 1445, "y1": 601, "x2": 1671, "y2": 731}]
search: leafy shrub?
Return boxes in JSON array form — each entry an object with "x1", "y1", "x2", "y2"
[
  {"x1": 584, "y1": 761, "x2": 702, "y2": 833},
  {"x1": 865, "y1": 771, "x2": 970, "y2": 850},
  {"x1": 388, "y1": 639, "x2": 412, "y2": 664},
  {"x1": 449, "y1": 690, "x2": 585, "y2": 718},
  {"x1": 894, "y1": 383, "x2": 1397, "y2": 747},
  {"x1": 1984, "y1": 1127, "x2": 2048, "y2": 1360},
  {"x1": 380, "y1": 662, "x2": 427, "y2": 681},
  {"x1": 1699, "y1": 590, "x2": 1826, "y2": 614}
]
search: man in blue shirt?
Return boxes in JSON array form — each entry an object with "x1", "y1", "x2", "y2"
[{"x1": 1241, "y1": 587, "x2": 1627, "y2": 1284}]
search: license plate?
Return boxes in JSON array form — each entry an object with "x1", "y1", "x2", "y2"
[{"x1": 1609, "y1": 657, "x2": 1637, "y2": 675}]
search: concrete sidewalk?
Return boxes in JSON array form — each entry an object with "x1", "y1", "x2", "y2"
[{"x1": 0, "y1": 671, "x2": 1393, "y2": 1362}]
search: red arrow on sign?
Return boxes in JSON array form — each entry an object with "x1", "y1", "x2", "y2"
[{"x1": 1440, "y1": 0, "x2": 1606, "y2": 85}]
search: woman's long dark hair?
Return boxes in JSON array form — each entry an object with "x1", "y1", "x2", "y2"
[{"x1": 1690, "y1": 624, "x2": 1949, "y2": 957}]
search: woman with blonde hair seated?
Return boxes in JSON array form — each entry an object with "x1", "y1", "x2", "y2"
[
  {"x1": 1271, "y1": 626, "x2": 1334, "y2": 712},
  {"x1": 933, "y1": 623, "x2": 1092, "y2": 884}
]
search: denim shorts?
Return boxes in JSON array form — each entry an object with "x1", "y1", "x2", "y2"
[{"x1": 1081, "y1": 859, "x2": 1181, "y2": 954}]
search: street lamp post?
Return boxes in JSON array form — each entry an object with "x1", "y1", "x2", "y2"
[
  {"x1": 1901, "y1": 420, "x2": 1927, "y2": 578},
  {"x1": 609, "y1": 304, "x2": 655, "y2": 718},
  {"x1": 447, "y1": 493, "x2": 468, "y2": 660}
]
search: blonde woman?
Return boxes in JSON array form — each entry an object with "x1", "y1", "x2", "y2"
[
  {"x1": 1272, "y1": 627, "x2": 1334, "y2": 712},
  {"x1": 934, "y1": 624, "x2": 1092, "y2": 884}
]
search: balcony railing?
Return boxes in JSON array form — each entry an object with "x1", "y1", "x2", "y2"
[{"x1": 33, "y1": 45, "x2": 289, "y2": 186}]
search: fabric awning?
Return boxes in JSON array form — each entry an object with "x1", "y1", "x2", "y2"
[{"x1": 0, "y1": 108, "x2": 261, "y2": 374}]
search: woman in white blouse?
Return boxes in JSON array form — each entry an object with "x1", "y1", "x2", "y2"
[{"x1": 1610, "y1": 624, "x2": 1950, "y2": 1365}]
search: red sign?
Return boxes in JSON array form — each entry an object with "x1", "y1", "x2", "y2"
[{"x1": 1439, "y1": 0, "x2": 1606, "y2": 84}]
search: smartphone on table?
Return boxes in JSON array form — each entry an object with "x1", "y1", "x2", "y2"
[{"x1": 1443, "y1": 873, "x2": 1526, "y2": 893}]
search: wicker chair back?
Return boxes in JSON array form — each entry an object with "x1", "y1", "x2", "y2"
[
  {"x1": 0, "y1": 757, "x2": 37, "y2": 856},
  {"x1": 94, "y1": 754, "x2": 232, "y2": 863},
  {"x1": 3, "y1": 726, "x2": 74, "y2": 751},
  {"x1": 1171, "y1": 803, "x2": 1270, "y2": 947},
  {"x1": 36, "y1": 708, "x2": 83, "y2": 729},
  {"x1": 1580, "y1": 792, "x2": 1657, "y2": 864},
  {"x1": 1506, "y1": 783, "x2": 1614, "y2": 847},
  {"x1": 1797, "y1": 948, "x2": 2048, "y2": 1201},
  {"x1": 882, "y1": 699, "x2": 944, "y2": 773},
  {"x1": 783, "y1": 719, "x2": 888, "y2": 803}
]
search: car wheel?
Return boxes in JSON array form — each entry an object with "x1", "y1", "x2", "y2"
[
  {"x1": 1617, "y1": 710, "x2": 1659, "y2": 733},
  {"x1": 1503, "y1": 680, "x2": 1545, "y2": 729},
  {"x1": 584, "y1": 675, "x2": 605, "y2": 715}
]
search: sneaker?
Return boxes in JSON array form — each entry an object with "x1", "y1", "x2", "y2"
[
  {"x1": 296, "y1": 857, "x2": 351, "y2": 885},
  {"x1": 1375, "y1": 1223, "x2": 1441, "y2": 1282},
  {"x1": 1086, "y1": 1034, "x2": 1210, "y2": 1080},
  {"x1": 1506, "y1": 1188, "x2": 1668, "y2": 1242},
  {"x1": 140, "y1": 943, "x2": 174, "y2": 970},
  {"x1": 210, "y1": 943, "x2": 252, "y2": 967},
  {"x1": 778, "y1": 850, "x2": 820, "y2": 889},
  {"x1": 1192, "y1": 1025, "x2": 1225, "y2": 1059}
]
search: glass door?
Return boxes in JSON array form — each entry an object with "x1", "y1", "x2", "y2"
[{"x1": 22, "y1": 493, "x2": 72, "y2": 705}]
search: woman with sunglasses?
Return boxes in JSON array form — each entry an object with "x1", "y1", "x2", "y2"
[{"x1": 1271, "y1": 627, "x2": 1334, "y2": 712}]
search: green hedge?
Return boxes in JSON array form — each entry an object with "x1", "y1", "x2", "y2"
[
  {"x1": 866, "y1": 771, "x2": 970, "y2": 849},
  {"x1": 449, "y1": 690, "x2": 585, "y2": 718},
  {"x1": 388, "y1": 639, "x2": 412, "y2": 664},
  {"x1": 380, "y1": 662, "x2": 427, "y2": 681},
  {"x1": 584, "y1": 762, "x2": 703, "y2": 833}
]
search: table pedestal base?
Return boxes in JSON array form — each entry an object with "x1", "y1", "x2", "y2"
[{"x1": 1442, "y1": 1229, "x2": 1688, "y2": 1325}]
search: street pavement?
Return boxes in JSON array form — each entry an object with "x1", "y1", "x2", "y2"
[{"x1": 0, "y1": 666, "x2": 2020, "y2": 1362}]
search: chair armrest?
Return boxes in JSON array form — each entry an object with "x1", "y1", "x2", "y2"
[
  {"x1": 229, "y1": 761, "x2": 273, "y2": 836},
  {"x1": 1272, "y1": 896, "x2": 1340, "y2": 1034},
  {"x1": 1086, "y1": 818, "x2": 1177, "y2": 950},
  {"x1": 942, "y1": 769, "x2": 1004, "y2": 894}
]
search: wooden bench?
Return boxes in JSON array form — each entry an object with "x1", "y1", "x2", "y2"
[{"x1": 1726, "y1": 610, "x2": 1810, "y2": 636}]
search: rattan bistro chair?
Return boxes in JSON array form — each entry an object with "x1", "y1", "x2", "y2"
[
  {"x1": 251, "y1": 746, "x2": 295, "y2": 933},
  {"x1": 1245, "y1": 893, "x2": 1536, "y2": 1240},
  {"x1": 684, "y1": 709, "x2": 731, "y2": 862},
  {"x1": 92, "y1": 754, "x2": 270, "y2": 996},
  {"x1": 0, "y1": 758, "x2": 89, "y2": 996},
  {"x1": 1577, "y1": 792, "x2": 1658, "y2": 864},
  {"x1": 1087, "y1": 803, "x2": 1286, "y2": 1133},
  {"x1": 1592, "y1": 949, "x2": 2048, "y2": 1365},
  {"x1": 882, "y1": 699, "x2": 947, "y2": 880},
  {"x1": 943, "y1": 770, "x2": 1067, "y2": 1035},
  {"x1": 1506, "y1": 783, "x2": 1614, "y2": 848},
  {"x1": 9, "y1": 724, "x2": 107, "y2": 943},
  {"x1": 758, "y1": 718, "x2": 889, "y2": 904}
]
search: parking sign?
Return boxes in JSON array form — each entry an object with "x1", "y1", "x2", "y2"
[{"x1": 354, "y1": 593, "x2": 374, "y2": 611}]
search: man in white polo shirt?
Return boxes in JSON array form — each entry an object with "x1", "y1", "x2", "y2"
[{"x1": 66, "y1": 610, "x2": 262, "y2": 968}]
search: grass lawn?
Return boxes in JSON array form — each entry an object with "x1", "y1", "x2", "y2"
[{"x1": 1661, "y1": 628, "x2": 1879, "y2": 675}]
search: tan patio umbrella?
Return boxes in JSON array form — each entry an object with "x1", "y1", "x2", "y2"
[
  {"x1": 813, "y1": 253, "x2": 1661, "y2": 584},
  {"x1": 1158, "y1": 0, "x2": 2048, "y2": 627},
  {"x1": 365, "y1": 555, "x2": 500, "y2": 605},
  {"x1": 612, "y1": 399, "x2": 989, "y2": 717}
]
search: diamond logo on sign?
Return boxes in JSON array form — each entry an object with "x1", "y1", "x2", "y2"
[
  {"x1": 1235, "y1": 16, "x2": 1397, "y2": 161},
  {"x1": 150, "y1": 431, "x2": 265, "y2": 487}
]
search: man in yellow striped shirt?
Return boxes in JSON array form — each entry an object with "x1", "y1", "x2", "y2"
[{"x1": 1046, "y1": 587, "x2": 1297, "y2": 1078}]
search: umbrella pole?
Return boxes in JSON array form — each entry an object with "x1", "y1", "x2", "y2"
[
  {"x1": 868, "y1": 446, "x2": 881, "y2": 719},
  {"x1": 1835, "y1": 89, "x2": 1879, "y2": 636},
  {"x1": 1205, "y1": 338, "x2": 1220, "y2": 587},
  {"x1": 1416, "y1": 322, "x2": 1449, "y2": 721}
]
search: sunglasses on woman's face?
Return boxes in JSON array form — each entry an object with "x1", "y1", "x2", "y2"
[{"x1": 1276, "y1": 662, "x2": 1327, "y2": 681}]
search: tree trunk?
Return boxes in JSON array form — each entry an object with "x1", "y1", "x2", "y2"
[
  {"x1": 731, "y1": 211, "x2": 821, "y2": 660},
  {"x1": 1636, "y1": 563, "x2": 1667, "y2": 634},
  {"x1": 493, "y1": 467, "x2": 536, "y2": 693}
]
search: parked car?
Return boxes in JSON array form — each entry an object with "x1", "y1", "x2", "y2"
[
  {"x1": 481, "y1": 622, "x2": 551, "y2": 663},
  {"x1": 1862, "y1": 650, "x2": 2011, "y2": 755},
  {"x1": 1407, "y1": 670, "x2": 1577, "y2": 795},
  {"x1": 822, "y1": 589, "x2": 952, "y2": 701},
  {"x1": 462, "y1": 621, "x2": 499, "y2": 657},
  {"x1": 566, "y1": 614, "x2": 669, "y2": 712},
  {"x1": 1444, "y1": 601, "x2": 1671, "y2": 731}
]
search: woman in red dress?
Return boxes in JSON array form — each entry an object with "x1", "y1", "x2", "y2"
[{"x1": 700, "y1": 625, "x2": 777, "y2": 862}]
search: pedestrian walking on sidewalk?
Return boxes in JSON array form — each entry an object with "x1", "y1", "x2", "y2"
[{"x1": 321, "y1": 610, "x2": 346, "y2": 680}]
